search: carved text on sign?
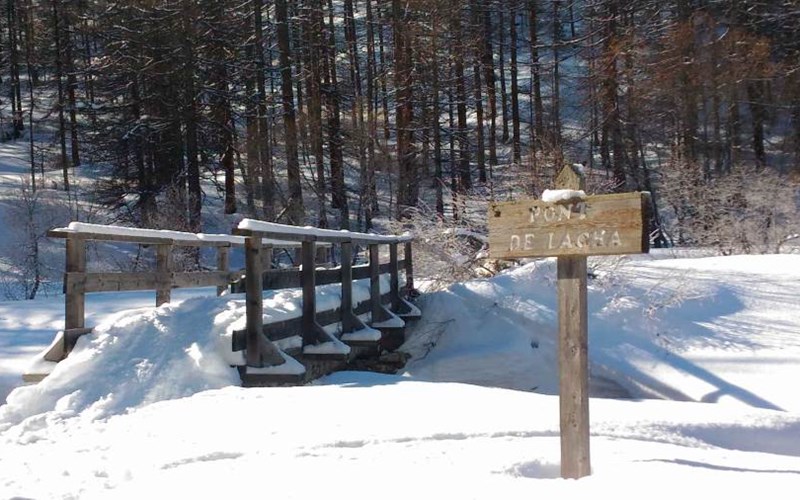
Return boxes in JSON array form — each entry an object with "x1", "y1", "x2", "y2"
[
  {"x1": 509, "y1": 229, "x2": 623, "y2": 253},
  {"x1": 487, "y1": 192, "x2": 650, "y2": 259},
  {"x1": 529, "y1": 202, "x2": 586, "y2": 223}
]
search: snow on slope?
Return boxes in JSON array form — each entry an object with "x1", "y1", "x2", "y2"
[
  {"x1": 0, "y1": 277, "x2": 390, "y2": 427},
  {"x1": 403, "y1": 253, "x2": 800, "y2": 412},
  {"x1": 1, "y1": 254, "x2": 800, "y2": 497}
]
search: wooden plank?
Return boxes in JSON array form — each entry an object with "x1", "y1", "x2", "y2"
[
  {"x1": 488, "y1": 192, "x2": 650, "y2": 259},
  {"x1": 171, "y1": 271, "x2": 240, "y2": 289},
  {"x1": 356, "y1": 262, "x2": 395, "y2": 281},
  {"x1": 558, "y1": 255, "x2": 590, "y2": 478},
  {"x1": 301, "y1": 240, "x2": 317, "y2": 346},
  {"x1": 66, "y1": 272, "x2": 157, "y2": 293},
  {"x1": 260, "y1": 262, "x2": 399, "y2": 291},
  {"x1": 262, "y1": 245, "x2": 273, "y2": 270},
  {"x1": 369, "y1": 244, "x2": 382, "y2": 323},
  {"x1": 47, "y1": 229, "x2": 233, "y2": 247},
  {"x1": 230, "y1": 260, "x2": 404, "y2": 294},
  {"x1": 67, "y1": 265, "x2": 404, "y2": 295},
  {"x1": 234, "y1": 291, "x2": 395, "y2": 347},
  {"x1": 66, "y1": 271, "x2": 239, "y2": 293},
  {"x1": 404, "y1": 241, "x2": 414, "y2": 293},
  {"x1": 156, "y1": 244, "x2": 173, "y2": 306},
  {"x1": 263, "y1": 268, "x2": 302, "y2": 289},
  {"x1": 234, "y1": 225, "x2": 412, "y2": 245},
  {"x1": 389, "y1": 243, "x2": 400, "y2": 310},
  {"x1": 340, "y1": 241, "x2": 355, "y2": 333},
  {"x1": 555, "y1": 165, "x2": 591, "y2": 480},
  {"x1": 244, "y1": 235, "x2": 284, "y2": 367},
  {"x1": 244, "y1": 235, "x2": 263, "y2": 365}
]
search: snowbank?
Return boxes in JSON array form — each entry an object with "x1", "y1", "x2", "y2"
[{"x1": 403, "y1": 254, "x2": 800, "y2": 412}]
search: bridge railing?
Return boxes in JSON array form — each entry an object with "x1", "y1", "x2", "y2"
[
  {"x1": 43, "y1": 222, "x2": 304, "y2": 364},
  {"x1": 231, "y1": 219, "x2": 417, "y2": 375},
  {"x1": 36, "y1": 221, "x2": 417, "y2": 381}
]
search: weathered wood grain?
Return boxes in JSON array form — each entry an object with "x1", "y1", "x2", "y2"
[
  {"x1": 554, "y1": 165, "x2": 592, "y2": 479},
  {"x1": 64, "y1": 238, "x2": 86, "y2": 332},
  {"x1": 558, "y1": 255, "x2": 591, "y2": 478},
  {"x1": 244, "y1": 235, "x2": 284, "y2": 367},
  {"x1": 64, "y1": 271, "x2": 239, "y2": 293},
  {"x1": 217, "y1": 247, "x2": 230, "y2": 296},
  {"x1": 488, "y1": 191, "x2": 650, "y2": 259},
  {"x1": 155, "y1": 244, "x2": 173, "y2": 306}
]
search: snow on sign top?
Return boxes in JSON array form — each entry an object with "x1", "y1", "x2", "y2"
[
  {"x1": 541, "y1": 189, "x2": 587, "y2": 203},
  {"x1": 237, "y1": 218, "x2": 413, "y2": 244},
  {"x1": 488, "y1": 192, "x2": 651, "y2": 259}
]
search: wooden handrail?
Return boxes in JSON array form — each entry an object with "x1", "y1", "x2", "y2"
[
  {"x1": 47, "y1": 220, "x2": 417, "y2": 372},
  {"x1": 234, "y1": 219, "x2": 416, "y2": 370}
]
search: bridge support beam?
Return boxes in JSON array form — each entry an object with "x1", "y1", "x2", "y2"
[{"x1": 244, "y1": 234, "x2": 284, "y2": 367}]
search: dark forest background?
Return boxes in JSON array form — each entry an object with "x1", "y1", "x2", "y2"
[{"x1": 1, "y1": 0, "x2": 799, "y2": 257}]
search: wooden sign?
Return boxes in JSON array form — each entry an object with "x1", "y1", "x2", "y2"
[
  {"x1": 487, "y1": 192, "x2": 650, "y2": 260},
  {"x1": 487, "y1": 165, "x2": 651, "y2": 479}
]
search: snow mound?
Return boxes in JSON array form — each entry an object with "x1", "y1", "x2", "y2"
[
  {"x1": 0, "y1": 296, "x2": 244, "y2": 430},
  {"x1": 403, "y1": 254, "x2": 800, "y2": 412}
]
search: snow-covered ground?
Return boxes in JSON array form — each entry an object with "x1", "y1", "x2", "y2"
[{"x1": 1, "y1": 251, "x2": 800, "y2": 498}]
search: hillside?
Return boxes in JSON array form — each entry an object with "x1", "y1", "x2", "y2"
[{"x1": 1, "y1": 253, "x2": 800, "y2": 497}]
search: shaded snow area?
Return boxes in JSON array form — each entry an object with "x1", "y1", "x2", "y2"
[
  {"x1": 2, "y1": 254, "x2": 800, "y2": 498},
  {"x1": 403, "y1": 253, "x2": 800, "y2": 412}
]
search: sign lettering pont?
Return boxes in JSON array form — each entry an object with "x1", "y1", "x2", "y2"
[{"x1": 488, "y1": 192, "x2": 650, "y2": 259}]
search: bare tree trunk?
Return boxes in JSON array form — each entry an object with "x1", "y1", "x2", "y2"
[
  {"x1": 728, "y1": 86, "x2": 741, "y2": 170},
  {"x1": 254, "y1": 0, "x2": 275, "y2": 220},
  {"x1": 364, "y1": 0, "x2": 378, "y2": 228},
  {"x1": 470, "y1": 0, "x2": 486, "y2": 183},
  {"x1": 498, "y1": 5, "x2": 509, "y2": 143},
  {"x1": 22, "y1": 0, "x2": 36, "y2": 190},
  {"x1": 509, "y1": 0, "x2": 521, "y2": 163},
  {"x1": 551, "y1": 0, "x2": 562, "y2": 156},
  {"x1": 452, "y1": 2, "x2": 471, "y2": 192},
  {"x1": 529, "y1": 0, "x2": 544, "y2": 151},
  {"x1": 447, "y1": 69, "x2": 458, "y2": 221},
  {"x1": 325, "y1": 0, "x2": 347, "y2": 228},
  {"x1": 393, "y1": 0, "x2": 416, "y2": 217},
  {"x1": 483, "y1": 7, "x2": 498, "y2": 168},
  {"x1": 276, "y1": 0, "x2": 305, "y2": 224},
  {"x1": 181, "y1": 3, "x2": 201, "y2": 234},
  {"x1": 432, "y1": 11, "x2": 444, "y2": 217},
  {"x1": 748, "y1": 81, "x2": 767, "y2": 168},
  {"x1": 52, "y1": 0, "x2": 70, "y2": 191},
  {"x1": 378, "y1": 2, "x2": 391, "y2": 144},
  {"x1": 63, "y1": 9, "x2": 80, "y2": 168},
  {"x1": 7, "y1": 0, "x2": 23, "y2": 138},
  {"x1": 243, "y1": 51, "x2": 259, "y2": 215},
  {"x1": 345, "y1": 0, "x2": 365, "y2": 230},
  {"x1": 303, "y1": 0, "x2": 327, "y2": 228}
]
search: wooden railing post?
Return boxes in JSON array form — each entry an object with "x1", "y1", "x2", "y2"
[
  {"x1": 155, "y1": 244, "x2": 173, "y2": 306},
  {"x1": 245, "y1": 235, "x2": 263, "y2": 366},
  {"x1": 340, "y1": 240, "x2": 354, "y2": 333},
  {"x1": 389, "y1": 242, "x2": 400, "y2": 310},
  {"x1": 65, "y1": 236, "x2": 86, "y2": 331},
  {"x1": 369, "y1": 243, "x2": 381, "y2": 323},
  {"x1": 216, "y1": 246, "x2": 230, "y2": 296},
  {"x1": 262, "y1": 244, "x2": 273, "y2": 271},
  {"x1": 301, "y1": 240, "x2": 317, "y2": 346},
  {"x1": 404, "y1": 241, "x2": 414, "y2": 294}
]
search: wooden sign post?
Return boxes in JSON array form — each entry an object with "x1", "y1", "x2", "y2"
[{"x1": 488, "y1": 165, "x2": 650, "y2": 479}]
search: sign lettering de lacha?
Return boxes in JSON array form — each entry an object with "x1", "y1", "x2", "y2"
[{"x1": 488, "y1": 192, "x2": 651, "y2": 260}]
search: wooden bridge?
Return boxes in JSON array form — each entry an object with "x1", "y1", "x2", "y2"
[{"x1": 25, "y1": 219, "x2": 420, "y2": 386}]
